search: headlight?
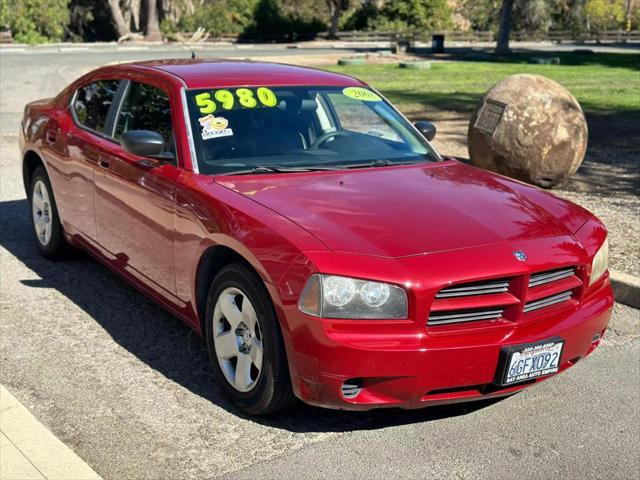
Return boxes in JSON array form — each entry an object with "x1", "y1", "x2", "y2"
[
  {"x1": 589, "y1": 238, "x2": 609, "y2": 286},
  {"x1": 298, "y1": 274, "x2": 408, "y2": 319}
]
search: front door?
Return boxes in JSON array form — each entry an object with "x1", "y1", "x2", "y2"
[
  {"x1": 94, "y1": 80, "x2": 180, "y2": 296},
  {"x1": 57, "y1": 80, "x2": 121, "y2": 239}
]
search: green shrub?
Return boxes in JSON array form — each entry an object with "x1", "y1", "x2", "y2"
[
  {"x1": 1, "y1": 0, "x2": 70, "y2": 43},
  {"x1": 173, "y1": 0, "x2": 258, "y2": 36},
  {"x1": 242, "y1": 0, "x2": 325, "y2": 40},
  {"x1": 584, "y1": 0, "x2": 626, "y2": 32},
  {"x1": 343, "y1": 0, "x2": 453, "y2": 32}
]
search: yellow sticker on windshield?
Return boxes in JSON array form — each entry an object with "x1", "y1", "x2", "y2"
[
  {"x1": 342, "y1": 87, "x2": 382, "y2": 102},
  {"x1": 194, "y1": 87, "x2": 279, "y2": 114}
]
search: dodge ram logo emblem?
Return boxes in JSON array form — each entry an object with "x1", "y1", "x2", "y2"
[{"x1": 513, "y1": 250, "x2": 527, "y2": 261}]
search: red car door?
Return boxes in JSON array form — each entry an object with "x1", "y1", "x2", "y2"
[
  {"x1": 55, "y1": 80, "x2": 121, "y2": 239},
  {"x1": 94, "y1": 79, "x2": 181, "y2": 297}
]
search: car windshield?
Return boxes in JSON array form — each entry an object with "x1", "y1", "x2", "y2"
[{"x1": 185, "y1": 85, "x2": 439, "y2": 175}]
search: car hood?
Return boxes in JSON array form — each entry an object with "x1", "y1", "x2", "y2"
[{"x1": 215, "y1": 161, "x2": 590, "y2": 258}]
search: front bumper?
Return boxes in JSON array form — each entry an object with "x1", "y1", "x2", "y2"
[{"x1": 280, "y1": 277, "x2": 613, "y2": 410}]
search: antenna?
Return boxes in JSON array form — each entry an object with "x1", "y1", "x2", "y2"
[{"x1": 191, "y1": 50, "x2": 198, "y2": 60}]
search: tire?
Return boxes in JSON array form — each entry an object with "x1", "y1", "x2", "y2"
[
  {"x1": 29, "y1": 166, "x2": 67, "y2": 259},
  {"x1": 205, "y1": 264, "x2": 296, "y2": 415}
]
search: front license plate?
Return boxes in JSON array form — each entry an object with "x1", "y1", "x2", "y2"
[{"x1": 498, "y1": 339, "x2": 564, "y2": 386}]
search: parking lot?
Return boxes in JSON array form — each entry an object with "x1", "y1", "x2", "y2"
[{"x1": 1, "y1": 46, "x2": 639, "y2": 479}]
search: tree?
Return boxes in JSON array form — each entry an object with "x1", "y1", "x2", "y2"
[
  {"x1": 456, "y1": 0, "x2": 501, "y2": 31},
  {"x1": 145, "y1": 0, "x2": 161, "y2": 40},
  {"x1": 496, "y1": 0, "x2": 514, "y2": 54},
  {"x1": 512, "y1": 0, "x2": 552, "y2": 32},
  {"x1": 242, "y1": 0, "x2": 325, "y2": 40},
  {"x1": 1, "y1": 0, "x2": 70, "y2": 43},
  {"x1": 107, "y1": 0, "x2": 131, "y2": 39},
  {"x1": 173, "y1": 0, "x2": 256, "y2": 37},
  {"x1": 326, "y1": 0, "x2": 348, "y2": 38},
  {"x1": 381, "y1": 0, "x2": 453, "y2": 30},
  {"x1": 107, "y1": 0, "x2": 167, "y2": 41},
  {"x1": 343, "y1": 0, "x2": 453, "y2": 32},
  {"x1": 548, "y1": 0, "x2": 588, "y2": 34},
  {"x1": 585, "y1": 0, "x2": 626, "y2": 32}
]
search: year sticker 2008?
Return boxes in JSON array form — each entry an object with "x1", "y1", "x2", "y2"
[{"x1": 194, "y1": 87, "x2": 278, "y2": 114}]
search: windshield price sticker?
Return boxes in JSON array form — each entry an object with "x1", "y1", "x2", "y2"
[
  {"x1": 342, "y1": 87, "x2": 382, "y2": 102},
  {"x1": 195, "y1": 87, "x2": 278, "y2": 114}
]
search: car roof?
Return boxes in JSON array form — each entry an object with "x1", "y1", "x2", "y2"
[{"x1": 128, "y1": 59, "x2": 366, "y2": 89}]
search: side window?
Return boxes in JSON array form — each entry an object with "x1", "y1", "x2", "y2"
[
  {"x1": 115, "y1": 82, "x2": 175, "y2": 157},
  {"x1": 327, "y1": 93, "x2": 401, "y2": 142},
  {"x1": 72, "y1": 80, "x2": 120, "y2": 133}
]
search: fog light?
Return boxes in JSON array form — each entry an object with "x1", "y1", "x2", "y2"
[{"x1": 341, "y1": 379, "x2": 363, "y2": 399}]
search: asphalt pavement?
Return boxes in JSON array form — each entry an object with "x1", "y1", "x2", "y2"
[{"x1": 1, "y1": 45, "x2": 639, "y2": 480}]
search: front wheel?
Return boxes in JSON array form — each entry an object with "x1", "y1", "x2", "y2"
[
  {"x1": 205, "y1": 264, "x2": 295, "y2": 415},
  {"x1": 30, "y1": 166, "x2": 67, "y2": 259}
]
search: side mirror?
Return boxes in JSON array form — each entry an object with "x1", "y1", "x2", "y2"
[
  {"x1": 414, "y1": 120, "x2": 436, "y2": 141},
  {"x1": 121, "y1": 130, "x2": 166, "y2": 158}
]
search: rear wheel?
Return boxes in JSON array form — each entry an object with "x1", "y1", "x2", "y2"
[
  {"x1": 205, "y1": 264, "x2": 295, "y2": 415},
  {"x1": 30, "y1": 166, "x2": 67, "y2": 259}
]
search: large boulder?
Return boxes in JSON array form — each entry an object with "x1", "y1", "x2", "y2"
[{"x1": 468, "y1": 74, "x2": 587, "y2": 188}]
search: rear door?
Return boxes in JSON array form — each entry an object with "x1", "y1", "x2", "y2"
[{"x1": 94, "y1": 79, "x2": 181, "y2": 296}]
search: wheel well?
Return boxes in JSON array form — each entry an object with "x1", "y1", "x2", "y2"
[
  {"x1": 195, "y1": 246, "x2": 257, "y2": 334},
  {"x1": 23, "y1": 151, "x2": 45, "y2": 195}
]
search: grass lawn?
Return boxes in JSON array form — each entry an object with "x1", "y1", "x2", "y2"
[{"x1": 327, "y1": 52, "x2": 640, "y2": 118}]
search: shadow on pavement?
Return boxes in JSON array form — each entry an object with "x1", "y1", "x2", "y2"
[{"x1": 0, "y1": 198, "x2": 503, "y2": 433}]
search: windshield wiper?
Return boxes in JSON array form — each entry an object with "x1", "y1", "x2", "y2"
[
  {"x1": 223, "y1": 165, "x2": 345, "y2": 175},
  {"x1": 343, "y1": 159, "x2": 421, "y2": 170}
]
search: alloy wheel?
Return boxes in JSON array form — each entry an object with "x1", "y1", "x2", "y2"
[
  {"x1": 32, "y1": 179, "x2": 53, "y2": 246},
  {"x1": 212, "y1": 287, "x2": 264, "y2": 392}
]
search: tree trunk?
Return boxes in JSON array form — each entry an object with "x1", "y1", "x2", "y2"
[
  {"x1": 145, "y1": 0, "x2": 162, "y2": 41},
  {"x1": 108, "y1": 0, "x2": 131, "y2": 38},
  {"x1": 131, "y1": 0, "x2": 141, "y2": 31},
  {"x1": 326, "y1": 0, "x2": 341, "y2": 39},
  {"x1": 496, "y1": 0, "x2": 514, "y2": 55}
]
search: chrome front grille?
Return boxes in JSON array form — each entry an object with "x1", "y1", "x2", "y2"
[
  {"x1": 523, "y1": 290, "x2": 573, "y2": 313},
  {"x1": 435, "y1": 280, "x2": 510, "y2": 298},
  {"x1": 529, "y1": 268, "x2": 575, "y2": 288},
  {"x1": 428, "y1": 308, "x2": 504, "y2": 326},
  {"x1": 428, "y1": 266, "x2": 581, "y2": 328}
]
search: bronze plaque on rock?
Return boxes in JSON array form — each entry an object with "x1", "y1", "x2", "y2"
[{"x1": 474, "y1": 99, "x2": 506, "y2": 135}]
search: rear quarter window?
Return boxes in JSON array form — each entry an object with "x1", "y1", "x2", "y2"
[{"x1": 72, "y1": 80, "x2": 120, "y2": 133}]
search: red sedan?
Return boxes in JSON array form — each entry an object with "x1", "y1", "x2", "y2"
[{"x1": 19, "y1": 60, "x2": 613, "y2": 415}]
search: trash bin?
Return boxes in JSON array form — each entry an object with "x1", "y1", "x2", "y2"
[{"x1": 432, "y1": 34, "x2": 445, "y2": 53}]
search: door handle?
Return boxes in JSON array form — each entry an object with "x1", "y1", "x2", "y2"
[
  {"x1": 98, "y1": 159, "x2": 111, "y2": 169},
  {"x1": 46, "y1": 130, "x2": 58, "y2": 143}
]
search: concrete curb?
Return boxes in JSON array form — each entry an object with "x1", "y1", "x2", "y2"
[
  {"x1": 0, "y1": 385, "x2": 102, "y2": 480},
  {"x1": 610, "y1": 270, "x2": 640, "y2": 309}
]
